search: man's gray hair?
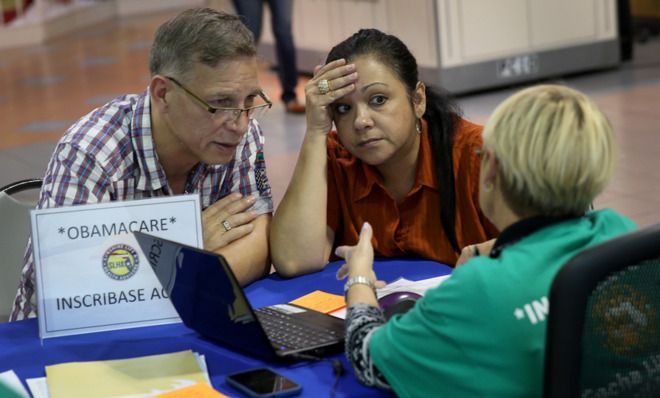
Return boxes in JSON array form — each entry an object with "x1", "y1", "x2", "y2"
[{"x1": 149, "y1": 8, "x2": 256, "y2": 80}]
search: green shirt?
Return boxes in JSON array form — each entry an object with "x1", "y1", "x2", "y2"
[
  {"x1": 369, "y1": 209, "x2": 636, "y2": 398},
  {"x1": 0, "y1": 382, "x2": 23, "y2": 398}
]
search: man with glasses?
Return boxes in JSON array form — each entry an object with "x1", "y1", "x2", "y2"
[{"x1": 10, "y1": 8, "x2": 274, "y2": 321}]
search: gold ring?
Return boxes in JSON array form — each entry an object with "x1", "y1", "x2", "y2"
[
  {"x1": 318, "y1": 79, "x2": 330, "y2": 95},
  {"x1": 222, "y1": 220, "x2": 232, "y2": 232}
]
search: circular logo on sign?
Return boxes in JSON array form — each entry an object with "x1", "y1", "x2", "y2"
[{"x1": 102, "y1": 244, "x2": 139, "y2": 281}]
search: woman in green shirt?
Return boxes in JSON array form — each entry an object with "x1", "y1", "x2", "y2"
[{"x1": 338, "y1": 83, "x2": 636, "y2": 397}]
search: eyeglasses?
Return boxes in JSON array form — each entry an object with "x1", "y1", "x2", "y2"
[{"x1": 166, "y1": 76, "x2": 272, "y2": 122}]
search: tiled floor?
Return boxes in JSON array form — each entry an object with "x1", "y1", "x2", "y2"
[{"x1": 1, "y1": 9, "x2": 659, "y2": 227}]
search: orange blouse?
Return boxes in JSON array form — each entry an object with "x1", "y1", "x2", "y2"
[{"x1": 326, "y1": 118, "x2": 498, "y2": 266}]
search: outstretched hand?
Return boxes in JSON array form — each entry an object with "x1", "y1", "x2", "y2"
[{"x1": 335, "y1": 223, "x2": 385, "y2": 289}]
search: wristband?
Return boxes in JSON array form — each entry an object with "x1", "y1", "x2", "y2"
[{"x1": 344, "y1": 275, "x2": 375, "y2": 295}]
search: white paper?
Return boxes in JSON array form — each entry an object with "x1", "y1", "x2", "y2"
[
  {"x1": 26, "y1": 377, "x2": 49, "y2": 398},
  {"x1": 330, "y1": 275, "x2": 452, "y2": 319},
  {"x1": 32, "y1": 195, "x2": 203, "y2": 339},
  {"x1": 330, "y1": 307, "x2": 347, "y2": 319},
  {"x1": 0, "y1": 370, "x2": 30, "y2": 398},
  {"x1": 271, "y1": 304, "x2": 306, "y2": 314},
  {"x1": 376, "y1": 275, "x2": 451, "y2": 298},
  {"x1": 194, "y1": 353, "x2": 210, "y2": 385}
]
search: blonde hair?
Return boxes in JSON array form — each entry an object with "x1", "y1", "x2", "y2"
[{"x1": 482, "y1": 84, "x2": 615, "y2": 217}]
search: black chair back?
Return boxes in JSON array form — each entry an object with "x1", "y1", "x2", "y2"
[
  {"x1": 544, "y1": 223, "x2": 660, "y2": 397},
  {"x1": 0, "y1": 178, "x2": 42, "y2": 322},
  {"x1": 0, "y1": 178, "x2": 43, "y2": 195}
]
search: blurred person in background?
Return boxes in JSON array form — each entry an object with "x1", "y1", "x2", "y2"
[{"x1": 233, "y1": 0, "x2": 306, "y2": 114}]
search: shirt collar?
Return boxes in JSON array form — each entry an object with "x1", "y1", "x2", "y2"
[
  {"x1": 353, "y1": 119, "x2": 436, "y2": 201},
  {"x1": 489, "y1": 215, "x2": 576, "y2": 258}
]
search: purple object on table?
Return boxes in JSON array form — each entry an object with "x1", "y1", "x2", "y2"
[{"x1": 378, "y1": 291, "x2": 422, "y2": 320}]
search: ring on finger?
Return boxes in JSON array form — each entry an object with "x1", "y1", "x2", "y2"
[
  {"x1": 221, "y1": 219, "x2": 232, "y2": 232},
  {"x1": 318, "y1": 79, "x2": 330, "y2": 95}
]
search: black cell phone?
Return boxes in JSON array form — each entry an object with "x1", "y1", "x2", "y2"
[{"x1": 225, "y1": 368, "x2": 302, "y2": 398}]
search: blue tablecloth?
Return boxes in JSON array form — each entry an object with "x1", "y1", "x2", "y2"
[{"x1": 0, "y1": 259, "x2": 452, "y2": 397}]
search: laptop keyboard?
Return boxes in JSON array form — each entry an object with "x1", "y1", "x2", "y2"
[{"x1": 255, "y1": 307, "x2": 340, "y2": 350}]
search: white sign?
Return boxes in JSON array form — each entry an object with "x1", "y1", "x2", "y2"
[{"x1": 31, "y1": 195, "x2": 203, "y2": 339}]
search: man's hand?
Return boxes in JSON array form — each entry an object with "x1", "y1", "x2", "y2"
[{"x1": 203, "y1": 193, "x2": 259, "y2": 252}]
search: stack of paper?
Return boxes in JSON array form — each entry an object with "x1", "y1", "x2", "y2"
[
  {"x1": 26, "y1": 350, "x2": 227, "y2": 398},
  {"x1": 375, "y1": 275, "x2": 451, "y2": 298},
  {"x1": 329, "y1": 275, "x2": 451, "y2": 319}
]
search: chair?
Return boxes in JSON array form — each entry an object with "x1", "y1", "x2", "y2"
[
  {"x1": 0, "y1": 178, "x2": 42, "y2": 322},
  {"x1": 544, "y1": 223, "x2": 660, "y2": 397}
]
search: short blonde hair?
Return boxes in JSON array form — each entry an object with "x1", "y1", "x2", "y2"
[{"x1": 482, "y1": 84, "x2": 615, "y2": 217}]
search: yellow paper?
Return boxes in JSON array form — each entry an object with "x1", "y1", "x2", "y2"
[
  {"x1": 154, "y1": 382, "x2": 229, "y2": 398},
  {"x1": 46, "y1": 350, "x2": 208, "y2": 398},
  {"x1": 290, "y1": 290, "x2": 346, "y2": 314}
]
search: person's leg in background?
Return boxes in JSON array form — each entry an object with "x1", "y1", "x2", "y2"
[
  {"x1": 233, "y1": 0, "x2": 264, "y2": 45},
  {"x1": 618, "y1": 0, "x2": 634, "y2": 61},
  {"x1": 267, "y1": 0, "x2": 305, "y2": 113}
]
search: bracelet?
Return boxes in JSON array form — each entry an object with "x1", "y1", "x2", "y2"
[{"x1": 344, "y1": 275, "x2": 375, "y2": 295}]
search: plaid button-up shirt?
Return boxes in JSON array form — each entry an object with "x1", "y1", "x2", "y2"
[{"x1": 10, "y1": 89, "x2": 273, "y2": 321}]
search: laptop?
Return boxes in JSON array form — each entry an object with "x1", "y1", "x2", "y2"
[{"x1": 133, "y1": 231, "x2": 344, "y2": 361}]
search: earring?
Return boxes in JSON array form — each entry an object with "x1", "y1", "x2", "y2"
[
  {"x1": 483, "y1": 182, "x2": 493, "y2": 193},
  {"x1": 415, "y1": 119, "x2": 422, "y2": 134}
]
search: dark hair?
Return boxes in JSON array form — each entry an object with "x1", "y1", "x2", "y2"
[
  {"x1": 326, "y1": 29, "x2": 462, "y2": 252},
  {"x1": 149, "y1": 8, "x2": 256, "y2": 81}
]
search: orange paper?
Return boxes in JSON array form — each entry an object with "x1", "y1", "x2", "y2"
[
  {"x1": 290, "y1": 290, "x2": 346, "y2": 314},
  {"x1": 155, "y1": 383, "x2": 229, "y2": 398}
]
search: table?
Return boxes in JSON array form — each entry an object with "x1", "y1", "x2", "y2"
[{"x1": 0, "y1": 259, "x2": 452, "y2": 397}]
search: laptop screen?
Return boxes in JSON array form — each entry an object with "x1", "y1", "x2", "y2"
[{"x1": 133, "y1": 231, "x2": 276, "y2": 359}]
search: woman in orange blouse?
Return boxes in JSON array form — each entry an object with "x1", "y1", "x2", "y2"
[{"x1": 270, "y1": 29, "x2": 497, "y2": 276}]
